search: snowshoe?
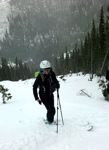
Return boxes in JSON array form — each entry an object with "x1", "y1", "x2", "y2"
[{"x1": 43, "y1": 119, "x2": 57, "y2": 125}]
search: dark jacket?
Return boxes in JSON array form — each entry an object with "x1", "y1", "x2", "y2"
[
  {"x1": 106, "y1": 70, "x2": 109, "y2": 81},
  {"x1": 33, "y1": 70, "x2": 59, "y2": 100}
]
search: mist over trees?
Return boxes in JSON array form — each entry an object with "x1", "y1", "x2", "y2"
[
  {"x1": 0, "y1": 0, "x2": 108, "y2": 63},
  {"x1": 0, "y1": 57, "x2": 33, "y2": 81},
  {"x1": 0, "y1": 1, "x2": 109, "y2": 80},
  {"x1": 55, "y1": 6, "x2": 109, "y2": 76}
]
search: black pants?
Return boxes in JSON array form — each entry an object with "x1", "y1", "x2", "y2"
[
  {"x1": 40, "y1": 94, "x2": 55, "y2": 123},
  {"x1": 107, "y1": 83, "x2": 109, "y2": 93}
]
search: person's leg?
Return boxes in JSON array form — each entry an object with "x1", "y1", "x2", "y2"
[
  {"x1": 47, "y1": 106, "x2": 55, "y2": 123},
  {"x1": 42, "y1": 94, "x2": 55, "y2": 123},
  {"x1": 107, "y1": 83, "x2": 109, "y2": 93}
]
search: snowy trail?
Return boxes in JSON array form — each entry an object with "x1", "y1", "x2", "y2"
[{"x1": 0, "y1": 74, "x2": 109, "y2": 150}]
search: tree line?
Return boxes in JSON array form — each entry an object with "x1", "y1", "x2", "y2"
[
  {"x1": 0, "y1": 0, "x2": 106, "y2": 64},
  {"x1": 0, "y1": 6, "x2": 109, "y2": 80},
  {"x1": 0, "y1": 57, "x2": 33, "y2": 81},
  {"x1": 55, "y1": 6, "x2": 109, "y2": 76}
]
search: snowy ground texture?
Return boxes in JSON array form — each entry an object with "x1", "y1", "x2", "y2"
[{"x1": 0, "y1": 73, "x2": 109, "y2": 150}]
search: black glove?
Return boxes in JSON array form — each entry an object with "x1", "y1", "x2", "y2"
[
  {"x1": 36, "y1": 98, "x2": 42, "y2": 105},
  {"x1": 56, "y1": 82, "x2": 60, "y2": 89},
  {"x1": 51, "y1": 83, "x2": 60, "y2": 92},
  {"x1": 38, "y1": 100, "x2": 42, "y2": 105}
]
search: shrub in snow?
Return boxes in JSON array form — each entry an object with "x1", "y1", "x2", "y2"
[
  {"x1": 98, "y1": 79, "x2": 109, "y2": 101},
  {"x1": 0, "y1": 85, "x2": 12, "y2": 104}
]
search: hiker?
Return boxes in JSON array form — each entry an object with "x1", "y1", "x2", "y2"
[{"x1": 33, "y1": 60, "x2": 60, "y2": 123}]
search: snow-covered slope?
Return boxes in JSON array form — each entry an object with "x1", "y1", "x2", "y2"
[{"x1": 0, "y1": 74, "x2": 109, "y2": 150}]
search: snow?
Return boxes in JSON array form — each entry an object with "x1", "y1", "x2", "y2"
[{"x1": 0, "y1": 73, "x2": 109, "y2": 150}]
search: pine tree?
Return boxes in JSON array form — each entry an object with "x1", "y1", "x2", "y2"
[
  {"x1": 99, "y1": 6, "x2": 106, "y2": 74},
  {"x1": 91, "y1": 19, "x2": 98, "y2": 74}
]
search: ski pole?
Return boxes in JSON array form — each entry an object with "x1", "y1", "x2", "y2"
[
  {"x1": 56, "y1": 89, "x2": 59, "y2": 133},
  {"x1": 57, "y1": 89, "x2": 64, "y2": 125},
  {"x1": 81, "y1": 89, "x2": 91, "y2": 98},
  {"x1": 100, "y1": 48, "x2": 109, "y2": 75}
]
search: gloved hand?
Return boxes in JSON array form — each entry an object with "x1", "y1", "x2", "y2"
[
  {"x1": 56, "y1": 82, "x2": 60, "y2": 89},
  {"x1": 36, "y1": 98, "x2": 42, "y2": 105},
  {"x1": 51, "y1": 83, "x2": 60, "y2": 92}
]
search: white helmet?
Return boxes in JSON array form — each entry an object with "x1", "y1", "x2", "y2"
[{"x1": 40, "y1": 60, "x2": 51, "y2": 69}]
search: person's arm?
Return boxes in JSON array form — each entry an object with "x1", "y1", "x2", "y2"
[
  {"x1": 33, "y1": 75, "x2": 40, "y2": 100},
  {"x1": 106, "y1": 70, "x2": 109, "y2": 81},
  {"x1": 51, "y1": 71, "x2": 60, "y2": 90},
  {"x1": 33, "y1": 76, "x2": 42, "y2": 104}
]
